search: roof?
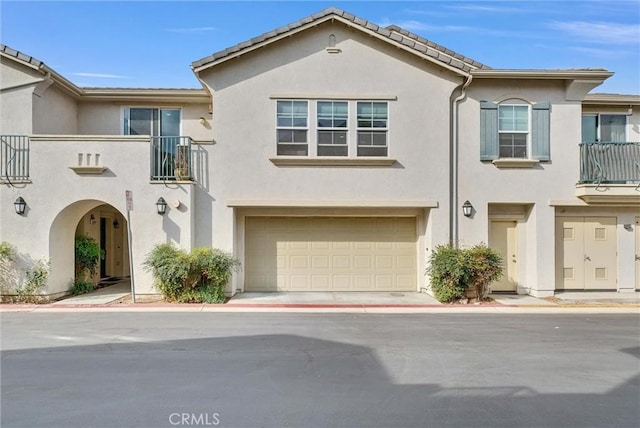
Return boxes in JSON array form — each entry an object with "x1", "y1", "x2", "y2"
[
  {"x1": 583, "y1": 93, "x2": 640, "y2": 105},
  {"x1": 191, "y1": 7, "x2": 489, "y2": 75},
  {"x1": 1, "y1": 44, "x2": 210, "y2": 101},
  {"x1": 1, "y1": 44, "x2": 43, "y2": 68}
]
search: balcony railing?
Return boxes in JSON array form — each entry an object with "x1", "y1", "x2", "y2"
[
  {"x1": 1, "y1": 135, "x2": 30, "y2": 181},
  {"x1": 150, "y1": 136, "x2": 192, "y2": 181},
  {"x1": 579, "y1": 142, "x2": 640, "y2": 185}
]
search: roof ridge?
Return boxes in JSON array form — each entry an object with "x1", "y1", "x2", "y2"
[{"x1": 191, "y1": 7, "x2": 487, "y2": 73}]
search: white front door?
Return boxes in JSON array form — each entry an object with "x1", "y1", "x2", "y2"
[
  {"x1": 489, "y1": 221, "x2": 518, "y2": 292},
  {"x1": 636, "y1": 217, "x2": 640, "y2": 290},
  {"x1": 556, "y1": 217, "x2": 617, "y2": 290}
]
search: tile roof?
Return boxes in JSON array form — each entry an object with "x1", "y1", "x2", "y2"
[
  {"x1": 0, "y1": 44, "x2": 44, "y2": 68},
  {"x1": 191, "y1": 7, "x2": 489, "y2": 73}
]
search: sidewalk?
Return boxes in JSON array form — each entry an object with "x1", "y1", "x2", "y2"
[{"x1": 2, "y1": 285, "x2": 638, "y2": 313}]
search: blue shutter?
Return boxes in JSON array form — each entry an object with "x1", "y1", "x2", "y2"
[
  {"x1": 480, "y1": 101, "x2": 498, "y2": 161},
  {"x1": 532, "y1": 101, "x2": 551, "y2": 161}
]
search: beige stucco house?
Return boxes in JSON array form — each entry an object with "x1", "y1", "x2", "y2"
[{"x1": 1, "y1": 7, "x2": 639, "y2": 300}]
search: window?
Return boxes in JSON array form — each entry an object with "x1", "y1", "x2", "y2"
[
  {"x1": 275, "y1": 100, "x2": 391, "y2": 158},
  {"x1": 123, "y1": 108, "x2": 180, "y2": 137},
  {"x1": 277, "y1": 100, "x2": 308, "y2": 156},
  {"x1": 123, "y1": 108, "x2": 183, "y2": 180},
  {"x1": 498, "y1": 105, "x2": 529, "y2": 158},
  {"x1": 357, "y1": 102, "x2": 388, "y2": 157},
  {"x1": 480, "y1": 100, "x2": 550, "y2": 162},
  {"x1": 317, "y1": 101, "x2": 348, "y2": 156},
  {"x1": 582, "y1": 114, "x2": 626, "y2": 143}
]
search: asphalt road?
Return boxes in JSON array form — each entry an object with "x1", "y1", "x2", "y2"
[{"x1": 1, "y1": 313, "x2": 639, "y2": 428}]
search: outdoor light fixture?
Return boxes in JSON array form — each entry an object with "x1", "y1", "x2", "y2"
[
  {"x1": 14, "y1": 197, "x2": 26, "y2": 215},
  {"x1": 156, "y1": 197, "x2": 167, "y2": 215},
  {"x1": 113, "y1": 219, "x2": 120, "y2": 229},
  {"x1": 89, "y1": 214, "x2": 96, "y2": 224},
  {"x1": 462, "y1": 200, "x2": 473, "y2": 217}
]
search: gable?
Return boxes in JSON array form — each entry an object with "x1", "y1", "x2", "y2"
[{"x1": 192, "y1": 7, "x2": 487, "y2": 77}]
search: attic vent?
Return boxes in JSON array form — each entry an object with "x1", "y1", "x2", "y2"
[{"x1": 326, "y1": 34, "x2": 341, "y2": 54}]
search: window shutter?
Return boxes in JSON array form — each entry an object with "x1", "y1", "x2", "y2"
[
  {"x1": 480, "y1": 101, "x2": 498, "y2": 160},
  {"x1": 532, "y1": 101, "x2": 551, "y2": 161}
]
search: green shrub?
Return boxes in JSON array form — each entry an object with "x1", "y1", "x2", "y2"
[
  {"x1": 69, "y1": 280, "x2": 96, "y2": 296},
  {"x1": 75, "y1": 235, "x2": 104, "y2": 281},
  {"x1": 427, "y1": 244, "x2": 503, "y2": 303},
  {"x1": 16, "y1": 258, "x2": 50, "y2": 303},
  {"x1": 143, "y1": 244, "x2": 240, "y2": 303},
  {"x1": 1, "y1": 242, "x2": 49, "y2": 303}
]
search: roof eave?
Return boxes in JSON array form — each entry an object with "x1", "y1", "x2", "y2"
[
  {"x1": 192, "y1": 14, "x2": 471, "y2": 78},
  {"x1": 79, "y1": 88, "x2": 210, "y2": 102},
  {"x1": 583, "y1": 94, "x2": 640, "y2": 106},
  {"x1": 471, "y1": 69, "x2": 614, "y2": 80}
]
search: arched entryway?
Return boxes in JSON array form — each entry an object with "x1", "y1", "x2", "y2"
[{"x1": 48, "y1": 200, "x2": 130, "y2": 297}]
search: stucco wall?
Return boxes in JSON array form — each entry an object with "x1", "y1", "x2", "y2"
[
  {"x1": 198, "y1": 21, "x2": 465, "y2": 292},
  {"x1": 0, "y1": 60, "x2": 41, "y2": 134},
  {"x1": 0, "y1": 136, "x2": 194, "y2": 296},
  {"x1": 77, "y1": 101, "x2": 212, "y2": 141},
  {"x1": 33, "y1": 84, "x2": 78, "y2": 134}
]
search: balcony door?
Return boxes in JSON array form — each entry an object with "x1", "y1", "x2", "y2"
[
  {"x1": 124, "y1": 108, "x2": 181, "y2": 179},
  {"x1": 581, "y1": 114, "x2": 626, "y2": 143},
  {"x1": 124, "y1": 108, "x2": 180, "y2": 137}
]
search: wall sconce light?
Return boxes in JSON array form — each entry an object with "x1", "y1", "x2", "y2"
[
  {"x1": 14, "y1": 197, "x2": 26, "y2": 215},
  {"x1": 199, "y1": 117, "x2": 207, "y2": 125},
  {"x1": 624, "y1": 224, "x2": 633, "y2": 231},
  {"x1": 462, "y1": 200, "x2": 473, "y2": 217},
  {"x1": 113, "y1": 219, "x2": 120, "y2": 229},
  {"x1": 156, "y1": 197, "x2": 167, "y2": 215},
  {"x1": 89, "y1": 214, "x2": 96, "y2": 224}
]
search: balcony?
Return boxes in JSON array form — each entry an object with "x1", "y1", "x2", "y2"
[
  {"x1": 577, "y1": 142, "x2": 640, "y2": 204},
  {"x1": 1, "y1": 135, "x2": 30, "y2": 182},
  {"x1": 1, "y1": 135, "x2": 193, "y2": 183}
]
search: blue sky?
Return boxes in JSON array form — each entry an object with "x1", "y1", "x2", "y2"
[{"x1": 1, "y1": 1, "x2": 639, "y2": 94}]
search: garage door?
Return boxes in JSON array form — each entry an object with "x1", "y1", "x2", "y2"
[
  {"x1": 245, "y1": 217, "x2": 417, "y2": 291},
  {"x1": 555, "y1": 217, "x2": 617, "y2": 290}
]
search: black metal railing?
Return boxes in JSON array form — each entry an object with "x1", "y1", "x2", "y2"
[
  {"x1": 1, "y1": 135, "x2": 30, "y2": 181},
  {"x1": 579, "y1": 142, "x2": 640, "y2": 184},
  {"x1": 150, "y1": 136, "x2": 192, "y2": 181}
]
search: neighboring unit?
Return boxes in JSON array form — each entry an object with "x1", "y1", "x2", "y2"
[{"x1": 1, "y1": 7, "x2": 638, "y2": 300}]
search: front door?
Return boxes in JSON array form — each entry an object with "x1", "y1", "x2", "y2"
[
  {"x1": 489, "y1": 221, "x2": 518, "y2": 292},
  {"x1": 100, "y1": 217, "x2": 107, "y2": 278},
  {"x1": 636, "y1": 217, "x2": 640, "y2": 290},
  {"x1": 556, "y1": 217, "x2": 617, "y2": 290}
]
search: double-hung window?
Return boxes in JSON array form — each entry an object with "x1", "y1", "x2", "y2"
[
  {"x1": 277, "y1": 100, "x2": 308, "y2": 156},
  {"x1": 317, "y1": 101, "x2": 348, "y2": 156},
  {"x1": 274, "y1": 99, "x2": 390, "y2": 158},
  {"x1": 357, "y1": 102, "x2": 388, "y2": 157},
  {"x1": 480, "y1": 100, "x2": 550, "y2": 162},
  {"x1": 498, "y1": 105, "x2": 529, "y2": 158}
]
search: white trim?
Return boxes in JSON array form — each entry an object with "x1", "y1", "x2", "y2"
[
  {"x1": 269, "y1": 157, "x2": 396, "y2": 166},
  {"x1": 270, "y1": 94, "x2": 397, "y2": 100},
  {"x1": 227, "y1": 200, "x2": 439, "y2": 208},
  {"x1": 492, "y1": 159, "x2": 540, "y2": 168}
]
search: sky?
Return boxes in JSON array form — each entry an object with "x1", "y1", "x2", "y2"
[{"x1": 1, "y1": 0, "x2": 639, "y2": 94}]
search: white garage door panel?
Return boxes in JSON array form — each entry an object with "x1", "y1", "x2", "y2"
[{"x1": 245, "y1": 217, "x2": 417, "y2": 291}]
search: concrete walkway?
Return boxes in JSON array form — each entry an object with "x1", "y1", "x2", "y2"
[
  {"x1": 51, "y1": 280, "x2": 130, "y2": 305},
  {"x1": 48, "y1": 285, "x2": 640, "y2": 307},
  {"x1": 226, "y1": 291, "x2": 441, "y2": 306}
]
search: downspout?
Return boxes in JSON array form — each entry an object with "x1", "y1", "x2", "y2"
[{"x1": 450, "y1": 73, "x2": 473, "y2": 248}]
